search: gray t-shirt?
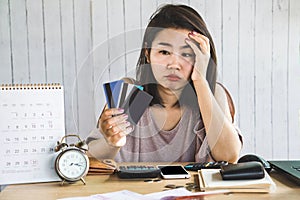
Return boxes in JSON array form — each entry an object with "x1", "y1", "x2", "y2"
[
  {"x1": 87, "y1": 105, "x2": 218, "y2": 163},
  {"x1": 87, "y1": 82, "x2": 242, "y2": 162},
  {"x1": 116, "y1": 105, "x2": 210, "y2": 162}
]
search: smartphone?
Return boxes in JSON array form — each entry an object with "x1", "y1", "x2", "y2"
[{"x1": 157, "y1": 165, "x2": 191, "y2": 179}]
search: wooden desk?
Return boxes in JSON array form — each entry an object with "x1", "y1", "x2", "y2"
[{"x1": 0, "y1": 168, "x2": 299, "y2": 199}]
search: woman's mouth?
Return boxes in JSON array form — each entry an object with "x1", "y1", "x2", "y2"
[{"x1": 166, "y1": 74, "x2": 181, "y2": 81}]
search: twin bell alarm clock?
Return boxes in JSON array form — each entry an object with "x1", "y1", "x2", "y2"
[{"x1": 54, "y1": 134, "x2": 89, "y2": 185}]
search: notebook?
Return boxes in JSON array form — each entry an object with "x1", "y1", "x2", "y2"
[
  {"x1": 198, "y1": 169, "x2": 276, "y2": 193},
  {"x1": 268, "y1": 160, "x2": 300, "y2": 185}
]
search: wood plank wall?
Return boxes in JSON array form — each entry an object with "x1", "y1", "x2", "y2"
[{"x1": 0, "y1": 0, "x2": 299, "y2": 159}]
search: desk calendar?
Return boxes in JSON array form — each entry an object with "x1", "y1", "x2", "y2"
[{"x1": 0, "y1": 84, "x2": 65, "y2": 185}]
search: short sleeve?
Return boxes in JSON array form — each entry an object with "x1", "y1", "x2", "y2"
[
  {"x1": 217, "y1": 82, "x2": 235, "y2": 122},
  {"x1": 217, "y1": 82, "x2": 243, "y2": 144}
]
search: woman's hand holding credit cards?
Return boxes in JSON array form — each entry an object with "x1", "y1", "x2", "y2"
[
  {"x1": 98, "y1": 106, "x2": 133, "y2": 147},
  {"x1": 99, "y1": 79, "x2": 153, "y2": 147}
]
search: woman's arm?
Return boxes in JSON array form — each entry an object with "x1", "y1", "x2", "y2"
[
  {"x1": 193, "y1": 78, "x2": 242, "y2": 163},
  {"x1": 87, "y1": 78, "x2": 135, "y2": 160},
  {"x1": 186, "y1": 31, "x2": 242, "y2": 163},
  {"x1": 87, "y1": 106, "x2": 132, "y2": 160},
  {"x1": 86, "y1": 131, "x2": 120, "y2": 159}
]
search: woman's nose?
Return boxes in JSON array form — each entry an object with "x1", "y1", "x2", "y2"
[{"x1": 167, "y1": 53, "x2": 181, "y2": 70}]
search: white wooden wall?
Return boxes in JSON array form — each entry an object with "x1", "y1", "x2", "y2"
[{"x1": 0, "y1": 0, "x2": 299, "y2": 160}]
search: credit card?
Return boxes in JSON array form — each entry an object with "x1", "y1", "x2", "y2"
[
  {"x1": 103, "y1": 80, "x2": 153, "y2": 124},
  {"x1": 121, "y1": 88, "x2": 153, "y2": 125},
  {"x1": 103, "y1": 80, "x2": 124, "y2": 108}
]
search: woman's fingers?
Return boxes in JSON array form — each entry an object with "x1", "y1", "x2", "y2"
[
  {"x1": 105, "y1": 114, "x2": 128, "y2": 129},
  {"x1": 105, "y1": 121, "x2": 133, "y2": 147},
  {"x1": 185, "y1": 37, "x2": 210, "y2": 65},
  {"x1": 101, "y1": 108, "x2": 125, "y2": 120},
  {"x1": 99, "y1": 107, "x2": 126, "y2": 131},
  {"x1": 188, "y1": 31, "x2": 210, "y2": 54},
  {"x1": 102, "y1": 115, "x2": 128, "y2": 136},
  {"x1": 106, "y1": 120, "x2": 130, "y2": 135},
  {"x1": 97, "y1": 106, "x2": 133, "y2": 146},
  {"x1": 185, "y1": 39, "x2": 202, "y2": 58},
  {"x1": 186, "y1": 31, "x2": 211, "y2": 81},
  {"x1": 98, "y1": 106, "x2": 133, "y2": 147}
]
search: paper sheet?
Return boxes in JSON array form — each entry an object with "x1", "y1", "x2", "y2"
[{"x1": 57, "y1": 188, "x2": 229, "y2": 200}]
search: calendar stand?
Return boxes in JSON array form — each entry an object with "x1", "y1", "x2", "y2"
[{"x1": 0, "y1": 185, "x2": 7, "y2": 192}]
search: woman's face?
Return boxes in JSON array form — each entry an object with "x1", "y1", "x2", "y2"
[{"x1": 148, "y1": 28, "x2": 195, "y2": 91}]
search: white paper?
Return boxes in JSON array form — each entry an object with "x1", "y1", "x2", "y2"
[
  {"x1": 58, "y1": 190, "x2": 150, "y2": 200},
  {"x1": 144, "y1": 187, "x2": 193, "y2": 199},
  {"x1": 57, "y1": 188, "x2": 231, "y2": 200},
  {"x1": 92, "y1": 190, "x2": 151, "y2": 200},
  {"x1": 57, "y1": 188, "x2": 192, "y2": 200}
]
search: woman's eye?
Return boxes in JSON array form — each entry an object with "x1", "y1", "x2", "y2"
[
  {"x1": 182, "y1": 53, "x2": 195, "y2": 58},
  {"x1": 159, "y1": 50, "x2": 170, "y2": 55}
]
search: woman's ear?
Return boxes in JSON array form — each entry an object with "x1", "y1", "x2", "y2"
[
  {"x1": 145, "y1": 49, "x2": 150, "y2": 63},
  {"x1": 144, "y1": 43, "x2": 150, "y2": 63}
]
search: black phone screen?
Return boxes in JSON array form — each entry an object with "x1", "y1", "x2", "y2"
[{"x1": 159, "y1": 165, "x2": 189, "y2": 175}]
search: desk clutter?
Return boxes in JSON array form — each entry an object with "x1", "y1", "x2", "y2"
[
  {"x1": 220, "y1": 161, "x2": 265, "y2": 180},
  {"x1": 0, "y1": 83, "x2": 65, "y2": 185},
  {"x1": 0, "y1": 82, "x2": 278, "y2": 198},
  {"x1": 198, "y1": 162, "x2": 276, "y2": 193},
  {"x1": 0, "y1": 83, "x2": 112, "y2": 187},
  {"x1": 54, "y1": 134, "x2": 90, "y2": 185},
  {"x1": 117, "y1": 165, "x2": 161, "y2": 179},
  {"x1": 88, "y1": 157, "x2": 116, "y2": 175},
  {"x1": 57, "y1": 187, "x2": 230, "y2": 200}
]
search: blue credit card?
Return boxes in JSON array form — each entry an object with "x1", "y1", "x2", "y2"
[
  {"x1": 103, "y1": 80, "x2": 124, "y2": 108},
  {"x1": 103, "y1": 80, "x2": 144, "y2": 108},
  {"x1": 103, "y1": 79, "x2": 153, "y2": 125}
]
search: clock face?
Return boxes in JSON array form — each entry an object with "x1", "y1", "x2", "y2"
[{"x1": 56, "y1": 148, "x2": 89, "y2": 181}]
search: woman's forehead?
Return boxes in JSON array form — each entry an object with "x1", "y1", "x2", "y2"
[{"x1": 152, "y1": 28, "x2": 190, "y2": 47}]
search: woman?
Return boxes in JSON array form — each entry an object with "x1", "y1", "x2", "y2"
[{"x1": 87, "y1": 4, "x2": 242, "y2": 163}]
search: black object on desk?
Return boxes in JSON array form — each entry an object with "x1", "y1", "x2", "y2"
[
  {"x1": 184, "y1": 161, "x2": 228, "y2": 171},
  {"x1": 238, "y1": 153, "x2": 272, "y2": 173},
  {"x1": 117, "y1": 165, "x2": 161, "y2": 179},
  {"x1": 268, "y1": 160, "x2": 300, "y2": 185},
  {"x1": 220, "y1": 161, "x2": 265, "y2": 180}
]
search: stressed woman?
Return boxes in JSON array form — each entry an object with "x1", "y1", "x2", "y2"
[{"x1": 86, "y1": 4, "x2": 242, "y2": 163}]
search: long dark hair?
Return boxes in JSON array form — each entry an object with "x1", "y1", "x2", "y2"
[{"x1": 136, "y1": 4, "x2": 217, "y2": 108}]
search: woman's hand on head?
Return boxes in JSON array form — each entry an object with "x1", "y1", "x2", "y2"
[
  {"x1": 98, "y1": 106, "x2": 133, "y2": 147},
  {"x1": 185, "y1": 31, "x2": 211, "y2": 81}
]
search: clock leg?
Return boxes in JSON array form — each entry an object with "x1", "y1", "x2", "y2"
[
  {"x1": 61, "y1": 180, "x2": 65, "y2": 186},
  {"x1": 80, "y1": 178, "x2": 86, "y2": 185}
]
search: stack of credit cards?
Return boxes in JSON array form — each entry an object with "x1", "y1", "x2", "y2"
[{"x1": 103, "y1": 80, "x2": 153, "y2": 125}]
